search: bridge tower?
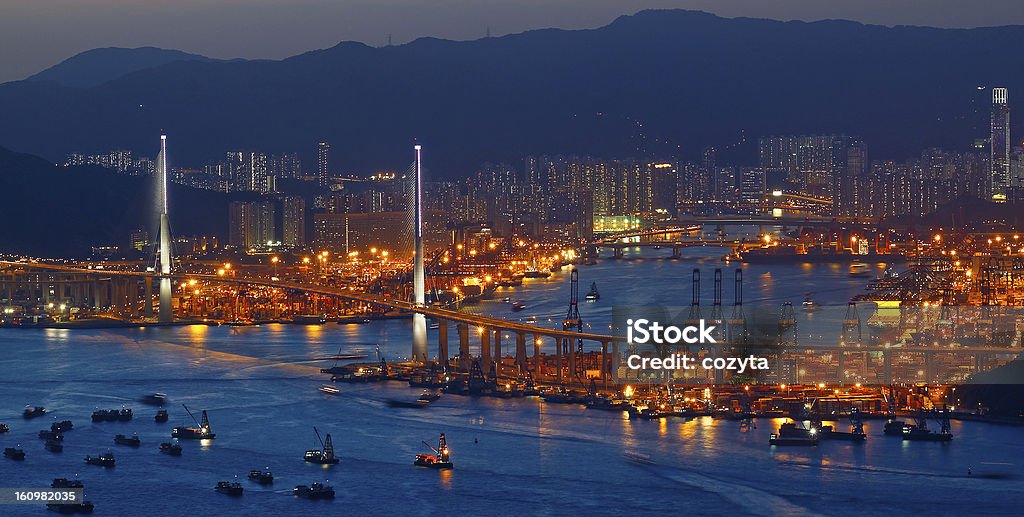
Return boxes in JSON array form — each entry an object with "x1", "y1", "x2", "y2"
[
  {"x1": 710, "y1": 268, "x2": 724, "y2": 333},
  {"x1": 728, "y1": 269, "x2": 747, "y2": 345},
  {"x1": 776, "y1": 301, "x2": 797, "y2": 384},
  {"x1": 562, "y1": 268, "x2": 583, "y2": 384},
  {"x1": 155, "y1": 135, "x2": 173, "y2": 323},
  {"x1": 411, "y1": 144, "x2": 428, "y2": 362}
]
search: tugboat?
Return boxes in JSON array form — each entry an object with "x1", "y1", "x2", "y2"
[
  {"x1": 303, "y1": 427, "x2": 340, "y2": 465},
  {"x1": 248, "y1": 468, "x2": 274, "y2": 485},
  {"x1": 45, "y1": 439, "x2": 64, "y2": 453},
  {"x1": 159, "y1": 442, "x2": 182, "y2": 456},
  {"x1": 414, "y1": 433, "x2": 454, "y2": 470},
  {"x1": 141, "y1": 393, "x2": 168, "y2": 406},
  {"x1": 769, "y1": 421, "x2": 819, "y2": 446},
  {"x1": 171, "y1": 405, "x2": 216, "y2": 439},
  {"x1": 585, "y1": 282, "x2": 600, "y2": 301},
  {"x1": 84, "y1": 452, "x2": 116, "y2": 467},
  {"x1": 215, "y1": 481, "x2": 244, "y2": 497},
  {"x1": 46, "y1": 501, "x2": 95, "y2": 514},
  {"x1": 5, "y1": 447, "x2": 26, "y2": 460},
  {"x1": 114, "y1": 433, "x2": 141, "y2": 447},
  {"x1": 51, "y1": 420, "x2": 73, "y2": 433},
  {"x1": 155, "y1": 410, "x2": 169, "y2": 423},
  {"x1": 23, "y1": 406, "x2": 46, "y2": 419},
  {"x1": 294, "y1": 482, "x2": 335, "y2": 500}
]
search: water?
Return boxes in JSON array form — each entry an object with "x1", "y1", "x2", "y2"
[{"x1": 2, "y1": 249, "x2": 1021, "y2": 516}]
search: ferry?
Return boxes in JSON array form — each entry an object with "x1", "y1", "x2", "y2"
[
  {"x1": 248, "y1": 469, "x2": 274, "y2": 485},
  {"x1": 159, "y1": 442, "x2": 182, "y2": 456},
  {"x1": 303, "y1": 427, "x2": 340, "y2": 464},
  {"x1": 585, "y1": 282, "x2": 600, "y2": 301},
  {"x1": 414, "y1": 433, "x2": 454, "y2": 470},
  {"x1": 4, "y1": 447, "x2": 26, "y2": 460},
  {"x1": 215, "y1": 481, "x2": 244, "y2": 497},
  {"x1": 84, "y1": 452, "x2": 116, "y2": 467},
  {"x1": 155, "y1": 410, "x2": 169, "y2": 423},
  {"x1": 171, "y1": 405, "x2": 216, "y2": 439},
  {"x1": 294, "y1": 482, "x2": 335, "y2": 500},
  {"x1": 114, "y1": 433, "x2": 141, "y2": 447},
  {"x1": 23, "y1": 406, "x2": 46, "y2": 419}
]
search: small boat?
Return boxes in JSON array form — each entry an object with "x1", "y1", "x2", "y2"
[
  {"x1": 155, "y1": 410, "x2": 169, "y2": 423},
  {"x1": 294, "y1": 482, "x2": 335, "y2": 500},
  {"x1": 248, "y1": 469, "x2": 274, "y2": 485},
  {"x1": 141, "y1": 393, "x2": 168, "y2": 406},
  {"x1": 159, "y1": 442, "x2": 182, "y2": 456},
  {"x1": 23, "y1": 406, "x2": 46, "y2": 419},
  {"x1": 45, "y1": 439, "x2": 64, "y2": 453},
  {"x1": 303, "y1": 427, "x2": 339, "y2": 465},
  {"x1": 414, "y1": 433, "x2": 454, "y2": 469},
  {"x1": 849, "y1": 263, "x2": 870, "y2": 277},
  {"x1": 39, "y1": 430, "x2": 63, "y2": 441},
  {"x1": 801, "y1": 294, "x2": 821, "y2": 312},
  {"x1": 319, "y1": 384, "x2": 341, "y2": 395},
  {"x1": 293, "y1": 315, "x2": 326, "y2": 325},
  {"x1": 511, "y1": 302, "x2": 527, "y2": 312},
  {"x1": 51, "y1": 478, "x2": 84, "y2": 489},
  {"x1": 418, "y1": 390, "x2": 441, "y2": 403},
  {"x1": 46, "y1": 501, "x2": 94, "y2": 514},
  {"x1": 5, "y1": 447, "x2": 26, "y2": 460},
  {"x1": 171, "y1": 405, "x2": 215, "y2": 439},
  {"x1": 0, "y1": 423, "x2": 8, "y2": 433},
  {"x1": 525, "y1": 315, "x2": 537, "y2": 323},
  {"x1": 585, "y1": 282, "x2": 600, "y2": 301},
  {"x1": 117, "y1": 408, "x2": 133, "y2": 421},
  {"x1": 91, "y1": 408, "x2": 132, "y2": 422},
  {"x1": 51, "y1": 420, "x2": 74, "y2": 433},
  {"x1": 84, "y1": 452, "x2": 116, "y2": 467},
  {"x1": 114, "y1": 433, "x2": 141, "y2": 447},
  {"x1": 215, "y1": 481, "x2": 244, "y2": 497}
]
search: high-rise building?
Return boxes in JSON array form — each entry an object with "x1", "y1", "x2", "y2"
[
  {"x1": 281, "y1": 196, "x2": 306, "y2": 247},
  {"x1": 317, "y1": 141, "x2": 330, "y2": 187},
  {"x1": 228, "y1": 201, "x2": 277, "y2": 249},
  {"x1": 991, "y1": 88, "x2": 1010, "y2": 202}
]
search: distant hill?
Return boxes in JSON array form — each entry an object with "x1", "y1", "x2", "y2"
[
  {"x1": 25, "y1": 47, "x2": 218, "y2": 88},
  {"x1": 0, "y1": 146, "x2": 234, "y2": 257},
  {"x1": 0, "y1": 9, "x2": 1022, "y2": 175}
]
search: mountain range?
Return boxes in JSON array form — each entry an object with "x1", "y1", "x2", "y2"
[{"x1": 0, "y1": 9, "x2": 1022, "y2": 176}]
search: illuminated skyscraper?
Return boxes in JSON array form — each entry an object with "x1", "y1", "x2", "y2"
[
  {"x1": 991, "y1": 88, "x2": 1010, "y2": 202},
  {"x1": 317, "y1": 141, "x2": 330, "y2": 187}
]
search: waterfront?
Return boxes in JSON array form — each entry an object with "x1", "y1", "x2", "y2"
[{"x1": 2, "y1": 251, "x2": 1021, "y2": 515}]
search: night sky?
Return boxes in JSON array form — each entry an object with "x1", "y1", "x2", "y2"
[{"x1": 2, "y1": 0, "x2": 1024, "y2": 83}]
